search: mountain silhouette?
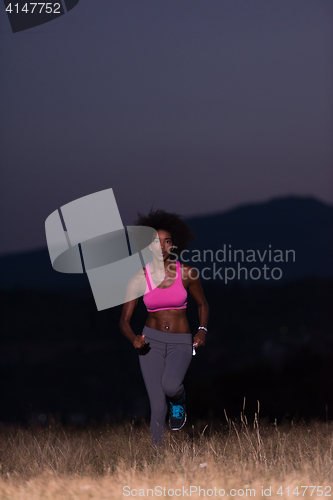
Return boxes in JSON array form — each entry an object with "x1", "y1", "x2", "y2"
[
  {"x1": 0, "y1": 196, "x2": 332, "y2": 292},
  {"x1": 1, "y1": 196, "x2": 333, "y2": 424},
  {"x1": 185, "y1": 196, "x2": 333, "y2": 285}
]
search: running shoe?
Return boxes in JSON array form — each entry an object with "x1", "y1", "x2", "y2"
[{"x1": 168, "y1": 391, "x2": 187, "y2": 430}]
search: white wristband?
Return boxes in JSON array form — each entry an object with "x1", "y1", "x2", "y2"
[{"x1": 198, "y1": 326, "x2": 207, "y2": 332}]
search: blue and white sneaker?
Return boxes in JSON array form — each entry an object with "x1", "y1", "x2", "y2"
[{"x1": 168, "y1": 391, "x2": 187, "y2": 430}]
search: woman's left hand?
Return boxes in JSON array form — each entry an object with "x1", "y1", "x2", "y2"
[{"x1": 193, "y1": 330, "x2": 206, "y2": 348}]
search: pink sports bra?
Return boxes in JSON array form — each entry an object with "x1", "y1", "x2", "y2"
[{"x1": 143, "y1": 260, "x2": 187, "y2": 313}]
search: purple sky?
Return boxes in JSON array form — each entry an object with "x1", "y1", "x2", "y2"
[{"x1": 0, "y1": 0, "x2": 332, "y2": 256}]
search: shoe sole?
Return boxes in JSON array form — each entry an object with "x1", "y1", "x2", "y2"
[{"x1": 169, "y1": 411, "x2": 187, "y2": 431}]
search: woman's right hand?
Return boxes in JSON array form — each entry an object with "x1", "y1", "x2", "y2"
[{"x1": 132, "y1": 334, "x2": 146, "y2": 349}]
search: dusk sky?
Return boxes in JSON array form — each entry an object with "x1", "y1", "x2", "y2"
[{"x1": 0, "y1": 0, "x2": 332, "y2": 256}]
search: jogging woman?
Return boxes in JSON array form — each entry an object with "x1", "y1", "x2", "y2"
[{"x1": 119, "y1": 209, "x2": 209, "y2": 448}]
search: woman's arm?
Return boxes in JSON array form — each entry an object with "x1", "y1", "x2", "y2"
[
  {"x1": 119, "y1": 272, "x2": 146, "y2": 349},
  {"x1": 184, "y1": 266, "x2": 209, "y2": 348}
]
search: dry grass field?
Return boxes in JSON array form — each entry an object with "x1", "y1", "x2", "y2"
[{"x1": 0, "y1": 412, "x2": 332, "y2": 499}]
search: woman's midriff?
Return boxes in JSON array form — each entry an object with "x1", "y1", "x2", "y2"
[{"x1": 146, "y1": 309, "x2": 190, "y2": 333}]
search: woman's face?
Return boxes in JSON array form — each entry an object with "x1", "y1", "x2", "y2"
[{"x1": 150, "y1": 230, "x2": 173, "y2": 261}]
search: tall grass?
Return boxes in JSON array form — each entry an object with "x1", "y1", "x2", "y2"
[{"x1": 0, "y1": 412, "x2": 332, "y2": 499}]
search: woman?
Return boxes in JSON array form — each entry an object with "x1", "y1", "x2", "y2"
[{"x1": 119, "y1": 209, "x2": 209, "y2": 448}]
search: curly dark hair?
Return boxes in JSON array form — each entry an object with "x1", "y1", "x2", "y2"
[{"x1": 134, "y1": 208, "x2": 196, "y2": 258}]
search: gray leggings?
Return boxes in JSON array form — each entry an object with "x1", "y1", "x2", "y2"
[{"x1": 138, "y1": 325, "x2": 193, "y2": 447}]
